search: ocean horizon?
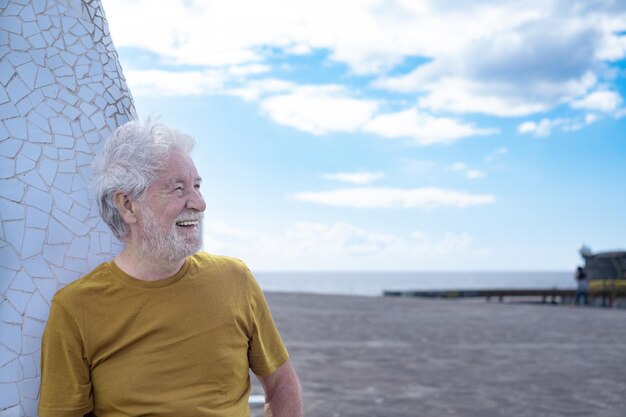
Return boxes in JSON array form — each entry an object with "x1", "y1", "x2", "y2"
[{"x1": 253, "y1": 271, "x2": 576, "y2": 297}]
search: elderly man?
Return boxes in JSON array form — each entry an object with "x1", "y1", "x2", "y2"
[{"x1": 39, "y1": 121, "x2": 303, "y2": 417}]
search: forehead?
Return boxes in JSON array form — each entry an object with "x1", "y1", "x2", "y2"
[{"x1": 154, "y1": 148, "x2": 200, "y2": 185}]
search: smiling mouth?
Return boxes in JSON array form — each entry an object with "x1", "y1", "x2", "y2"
[{"x1": 176, "y1": 220, "x2": 199, "y2": 228}]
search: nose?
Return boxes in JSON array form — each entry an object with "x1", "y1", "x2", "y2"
[{"x1": 187, "y1": 188, "x2": 206, "y2": 212}]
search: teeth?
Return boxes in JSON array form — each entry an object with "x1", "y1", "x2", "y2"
[{"x1": 176, "y1": 220, "x2": 199, "y2": 226}]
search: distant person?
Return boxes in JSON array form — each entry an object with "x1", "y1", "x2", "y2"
[
  {"x1": 39, "y1": 120, "x2": 303, "y2": 417},
  {"x1": 575, "y1": 266, "x2": 589, "y2": 305}
]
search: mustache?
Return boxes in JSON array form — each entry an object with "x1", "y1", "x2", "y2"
[{"x1": 175, "y1": 211, "x2": 204, "y2": 222}]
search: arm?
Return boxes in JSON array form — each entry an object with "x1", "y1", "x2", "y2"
[{"x1": 256, "y1": 360, "x2": 303, "y2": 417}]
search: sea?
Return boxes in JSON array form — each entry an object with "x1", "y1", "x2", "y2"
[{"x1": 253, "y1": 271, "x2": 575, "y2": 297}]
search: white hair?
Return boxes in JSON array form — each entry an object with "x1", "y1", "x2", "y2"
[{"x1": 92, "y1": 119, "x2": 195, "y2": 240}]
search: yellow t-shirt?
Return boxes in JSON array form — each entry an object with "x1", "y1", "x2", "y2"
[{"x1": 39, "y1": 252, "x2": 289, "y2": 417}]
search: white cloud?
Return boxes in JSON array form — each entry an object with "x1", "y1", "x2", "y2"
[
  {"x1": 322, "y1": 171, "x2": 385, "y2": 185},
  {"x1": 518, "y1": 114, "x2": 601, "y2": 137},
  {"x1": 228, "y1": 78, "x2": 296, "y2": 101},
  {"x1": 363, "y1": 108, "x2": 498, "y2": 145},
  {"x1": 292, "y1": 187, "x2": 495, "y2": 209},
  {"x1": 485, "y1": 147, "x2": 508, "y2": 162},
  {"x1": 570, "y1": 90, "x2": 623, "y2": 113},
  {"x1": 259, "y1": 85, "x2": 379, "y2": 135},
  {"x1": 202, "y1": 220, "x2": 485, "y2": 269},
  {"x1": 447, "y1": 163, "x2": 486, "y2": 179},
  {"x1": 105, "y1": 0, "x2": 626, "y2": 130},
  {"x1": 123, "y1": 69, "x2": 227, "y2": 96}
]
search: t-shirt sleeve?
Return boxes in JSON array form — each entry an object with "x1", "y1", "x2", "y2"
[
  {"x1": 39, "y1": 299, "x2": 94, "y2": 417},
  {"x1": 244, "y1": 267, "x2": 289, "y2": 376}
]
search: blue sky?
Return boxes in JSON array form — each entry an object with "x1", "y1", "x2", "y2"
[{"x1": 103, "y1": 0, "x2": 626, "y2": 271}]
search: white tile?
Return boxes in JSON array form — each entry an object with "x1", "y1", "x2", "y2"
[
  {"x1": 67, "y1": 236, "x2": 89, "y2": 258},
  {"x1": 91, "y1": 112, "x2": 106, "y2": 129},
  {"x1": 71, "y1": 174, "x2": 87, "y2": 192},
  {"x1": 0, "y1": 246, "x2": 21, "y2": 270},
  {"x1": 52, "y1": 208, "x2": 90, "y2": 236},
  {"x1": 0, "y1": 179, "x2": 25, "y2": 201},
  {"x1": 19, "y1": 170, "x2": 47, "y2": 191},
  {"x1": 19, "y1": 377, "x2": 40, "y2": 400},
  {"x1": 6, "y1": 77, "x2": 30, "y2": 103},
  {"x1": 58, "y1": 150, "x2": 75, "y2": 162},
  {"x1": 0, "y1": 156, "x2": 14, "y2": 178},
  {"x1": 49, "y1": 116, "x2": 72, "y2": 135},
  {"x1": 25, "y1": 290, "x2": 49, "y2": 321},
  {"x1": 9, "y1": 33, "x2": 29, "y2": 51},
  {"x1": 0, "y1": 200, "x2": 25, "y2": 221},
  {"x1": 18, "y1": 3, "x2": 36, "y2": 22},
  {"x1": 0, "y1": 298, "x2": 22, "y2": 324},
  {"x1": 65, "y1": 257, "x2": 89, "y2": 274},
  {"x1": 0, "y1": 16, "x2": 21, "y2": 35},
  {"x1": 62, "y1": 105, "x2": 81, "y2": 120},
  {"x1": 21, "y1": 227, "x2": 45, "y2": 258},
  {"x1": 50, "y1": 265, "x2": 81, "y2": 285},
  {"x1": 89, "y1": 232, "x2": 101, "y2": 254},
  {"x1": 27, "y1": 33, "x2": 46, "y2": 49},
  {"x1": 0, "y1": 388, "x2": 20, "y2": 413},
  {"x1": 22, "y1": 317, "x2": 45, "y2": 338},
  {"x1": 58, "y1": 75, "x2": 76, "y2": 90},
  {"x1": 33, "y1": 278, "x2": 58, "y2": 305},
  {"x1": 8, "y1": 270, "x2": 34, "y2": 293},
  {"x1": 76, "y1": 64, "x2": 89, "y2": 79},
  {"x1": 16, "y1": 61, "x2": 37, "y2": 90},
  {"x1": 59, "y1": 159, "x2": 76, "y2": 174},
  {"x1": 34, "y1": 66, "x2": 54, "y2": 88},
  {"x1": 21, "y1": 257, "x2": 53, "y2": 278},
  {"x1": 0, "y1": 359, "x2": 23, "y2": 383},
  {"x1": 0, "y1": 139, "x2": 22, "y2": 158},
  {"x1": 4, "y1": 117, "x2": 27, "y2": 140},
  {"x1": 47, "y1": 218, "x2": 73, "y2": 244},
  {"x1": 69, "y1": 203, "x2": 88, "y2": 220},
  {"x1": 27, "y1": 111, "x2": 50, "y2": 132},
  {"x1": 7, "y1": 51, "x2": 30, "y2": 67},
  {"x1": 26, "y1": 122, "x2": 53, "y2": 143},
  {"x1": 42, "y1": 244, "x2": 67, "y2": 268},
  {"x1": 52, "y1": 191, "x2": 72, "y2": 212},
  {"x1": 79, "y1": 101, "x2": 97, "y2": 116},
  {"x1": 55, "y1": 134, "x2": 75, "y2": 149},
  {"x1": 0, "y1": 344, "x2": 18, "y2": 368},
  {"x1": 35, "y1": 101, "x2": 57, "y2": 119},
  {"x1": 52, "y1": 172, "x2": 72, "y2": 193},
  {"x1": 20, "y1": 142, "x2": 41, "y2": 161},
  {"x1": 20, "y1": 397, "x2": 37, "y2": 417},
  {"x1": 25, "y1": 206, "x2": 49, "y2": 229},
  {"x1": 20, "y1": 335, "x2": 41, "y2": 355},
  {"x1": 3, "y1": 220, "x2": 25, "y2": 252},
  {"x1": 0, "y1": 61, "x2": 14, "y2": 86},
  {"x1": 0, "y1": 321, "x2": 22, "y2": 352},
  {"x1": 24, "y1": 186, "x2": 52, "y2": 213},
  {"x1": 79, "y1": 114, "x2": 95, "y2": 131},
  {"x1": 99, "y1": 231, "x2": 111, "y2": 253},
  {"x1": 38, "y1": 157, "x2": 58, "y2": 186},
  {"x1": 37, "y1": 14, "x2": 52, "y2": 30},
  {"x1": 30, "y1": 48, "x2": 46, "y2": 65},
  {"x1": 19, "y1": 355, "x2": 37, "y2": 379},
  {"x1": 43, "y1": 144, "x2": 57, "y2": 159},
  {"x1": 0, "y1": 102, "x2": 19, "y2": 120}
]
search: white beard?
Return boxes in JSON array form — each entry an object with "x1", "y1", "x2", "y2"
[{"x1": 139, "y1": 206, "x2": 202, "y2": 263}]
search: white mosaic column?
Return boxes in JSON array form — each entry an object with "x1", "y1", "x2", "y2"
[{"x1": 0, "y1": 1, "x2": 137, "y2": 416}]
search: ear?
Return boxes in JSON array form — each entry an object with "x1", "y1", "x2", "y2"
[{"x1": 113, "y1": 191, "x2": 138, "y2": 225}]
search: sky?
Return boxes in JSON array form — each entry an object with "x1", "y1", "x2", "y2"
[{"x1": 102, "y1": 0, "x2": 626, "y2": 271}]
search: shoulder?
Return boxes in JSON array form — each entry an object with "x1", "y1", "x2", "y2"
[
  {"x1": 52, "y1": 262, "x2": 115, "y2": 307},
  {"x1": 190, "y1": 252, "x2": 252, "y2": 276}
]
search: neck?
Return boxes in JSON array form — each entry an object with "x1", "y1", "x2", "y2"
[{"x1": 114, "y1": 245, "x2": 186, "y2": 281}]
